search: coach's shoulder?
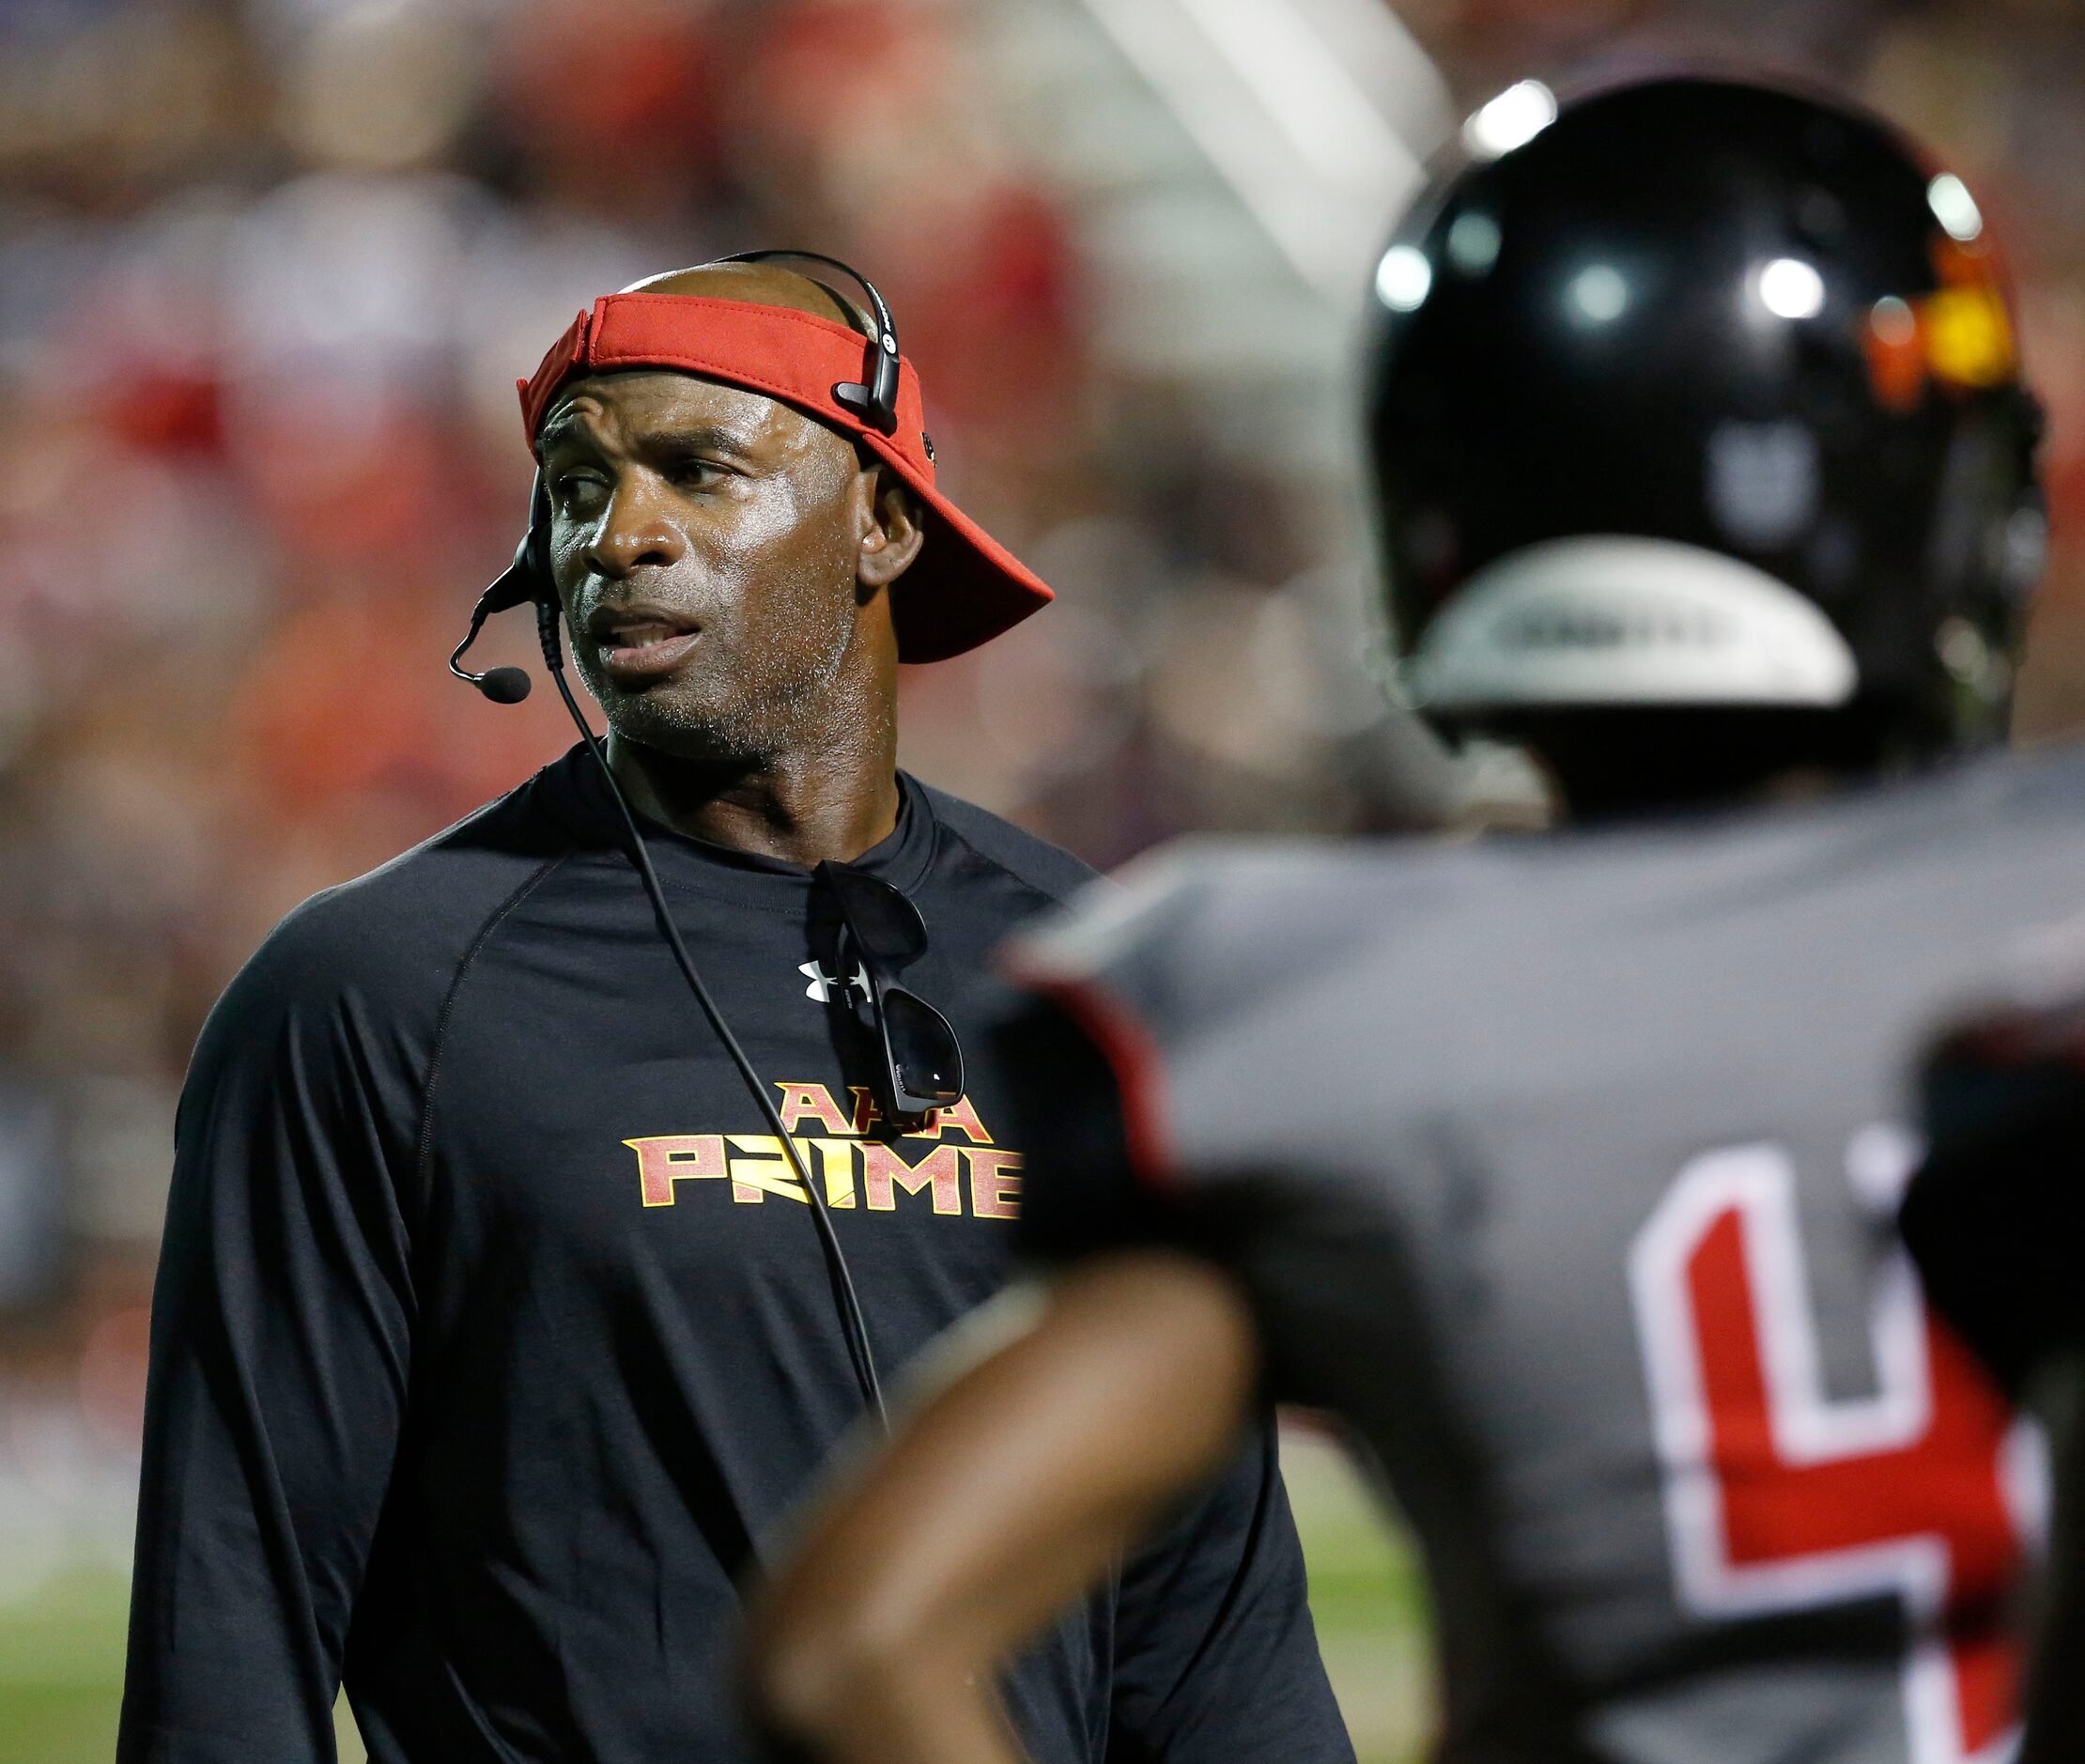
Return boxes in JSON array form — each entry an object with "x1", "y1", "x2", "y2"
[
  {"x1": 914, "y1": 778, "x2": 1102, "y2": 908},
  {"x1": 228, "y1": 785, "x2": 572, "y2": 1028}
]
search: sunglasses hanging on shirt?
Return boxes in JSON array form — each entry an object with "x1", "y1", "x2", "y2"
[{"x1": 816, "y1": 861, "x2": 965, "y2": 1126}]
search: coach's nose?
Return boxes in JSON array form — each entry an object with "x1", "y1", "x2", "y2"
[{"x1": 586, "y1": 473, "x2": 687, "y2": 580}]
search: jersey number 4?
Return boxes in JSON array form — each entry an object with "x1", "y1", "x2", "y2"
[{"x1": 1629, "y1": 1134, "x2": 2032, "y2": 1764}]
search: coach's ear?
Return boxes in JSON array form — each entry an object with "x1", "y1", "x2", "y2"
[{"x1": 857, "y1": 464, "x2": 925, "y2": 592}]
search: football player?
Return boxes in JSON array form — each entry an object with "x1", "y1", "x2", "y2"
[{"x1": 744, "y1": 76, "x2": 2077, "y2": 1764}]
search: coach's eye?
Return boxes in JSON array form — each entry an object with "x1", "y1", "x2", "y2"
[
  {"x1": 671, "y1": 458, "x2": 728, "y2": 490},
  {"x1": 553, "y1": 472, "x2": 609, "y2": 510}
]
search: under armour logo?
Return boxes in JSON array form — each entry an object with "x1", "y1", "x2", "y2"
[{"x1": 800, "y1": 960, "x2": 870, "y2": 1004}]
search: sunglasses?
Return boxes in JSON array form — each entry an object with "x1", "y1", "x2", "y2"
[{"x1": 816, "y1": 861, "x2": 965, "y2": 1124}]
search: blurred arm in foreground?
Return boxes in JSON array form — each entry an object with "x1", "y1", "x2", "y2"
[
  {"x1": 1901, "y1": 995, "x2": 2085, "y2": 1764},
  {"x1": 744, "y1": 1253, "x2": 1259, "y2": 1763}
]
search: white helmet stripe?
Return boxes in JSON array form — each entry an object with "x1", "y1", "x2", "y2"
[{"x1": 1405, "y1": 535, "x2": 1860, "y2": 712}]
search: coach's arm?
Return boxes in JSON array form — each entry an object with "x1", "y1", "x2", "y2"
[
  {"x1": 119, "y1": 905, "x2": 418, "y2": 1761},
  {"x1": 743, "y1": 1251, "x2": 1263, "y2": 1764}
]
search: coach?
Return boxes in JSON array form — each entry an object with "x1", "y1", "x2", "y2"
[{"x1": 116, "y1": 259, "x2": 1345, "y2": 1762}]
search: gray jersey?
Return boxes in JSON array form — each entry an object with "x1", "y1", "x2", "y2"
[{"x1": 1006, "y1": 745, "x2": 2085, "y2": 1764}]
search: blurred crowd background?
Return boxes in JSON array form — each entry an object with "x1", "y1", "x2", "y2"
[{"x1": 0, "y1": 1, "x2": 2080, "y2": 1758}]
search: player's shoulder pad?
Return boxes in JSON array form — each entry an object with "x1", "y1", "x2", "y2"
[
  {"x1": 1003, "y1": 842, "x2": 1213, "y2": 986},
  {"x1": 916, "y1": 778, "x2": 1102, "y2": 906},
  {"x1": 1003, "y1": 838, "x2": 1402, "y2": 1051}
]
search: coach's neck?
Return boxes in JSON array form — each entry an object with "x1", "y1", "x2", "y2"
[{"x1": 606, "y1": 678, "x2": 903, "y2": 871}]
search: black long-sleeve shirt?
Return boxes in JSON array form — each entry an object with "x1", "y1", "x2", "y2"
[{"x1": 118, "y1": 744, "x2": 1347, "y2": 1764}]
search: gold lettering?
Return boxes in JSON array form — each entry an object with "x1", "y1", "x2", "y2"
[
  {"x1": 626, "y1": 1135, "x2": 726, "y2": 1207},
  {"x1": 776, "y1": 1081, "x2": 853, "y2": 1137},
  {"x1": 726, "y1": 1135, "x2": 807, "y2": 1204},
  {"x1": 848, "y1": 1087, "x2": 884, "y2": 1137},
  {"x1": 861, "y1": 1142, "x2": 963, "y2": 1215},
  {"x1": 634, "y1": 1126, "x2": 1007, "y2": 1218},
  {"x1": 905, "y1": 1094, "x2": 995, "y2": 1145},
  {"x1": 805, "y1": 1137, "x2": 857, "y2": 1209},
  {"x1": 966, "y1": 1147, "x2": 1023, "y2": 1219}
]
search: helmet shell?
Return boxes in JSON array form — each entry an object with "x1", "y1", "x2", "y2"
[{"x1": 1367, "y1": 75, "x2": 2044, "y2": 755}]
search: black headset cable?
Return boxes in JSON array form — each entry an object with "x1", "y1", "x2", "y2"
[{"x1": 535, "y1": 600, "x2": 889, "y2": 1429}]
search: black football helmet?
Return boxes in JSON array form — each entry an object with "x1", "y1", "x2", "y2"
[{"x1": 1367, "y1": 75, "x2": 2046, "y2": 805}]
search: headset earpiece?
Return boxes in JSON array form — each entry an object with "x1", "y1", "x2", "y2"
[
  {"x1": 484, "y1": 472, "x2": 556, "y2": 612},
  {"x1": 449, "y1": 471, "x2": 551, "y2": 701},
  {"x1": 718, "y1": 248, "x2": 903, "y2": 435}
]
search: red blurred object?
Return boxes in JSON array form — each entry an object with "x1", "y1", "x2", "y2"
[
  {"x1": 735, "y1": 0, "x2": 951, "y2": 143},
  {"x1": 234, "y1": 403, "x2": 472, "y2": 563},
  {"x1": 492, "y1": 0, "x2": 722, "y2": 209},
  {"x1": 102, "y1": 369, "x2": 224, "y2": 456},
  {"x1": 78, "y1": 1304, "x2": 151, "y2": 1455},
  {"x1": 898, "y1": 184, "x2": 1085, "y2": 430}
]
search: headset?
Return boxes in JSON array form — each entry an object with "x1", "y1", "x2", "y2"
[{"x1": 449, "y1": 250, "x2": 908, "y2": 1425}]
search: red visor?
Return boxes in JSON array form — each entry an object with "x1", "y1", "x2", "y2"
[{"x1": 518, "y1": 293, "x2": 1052, "y2": 663}]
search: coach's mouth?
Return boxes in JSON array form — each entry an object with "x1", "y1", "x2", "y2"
[{"x1": 590, "y1": 604, "x2": 704, "y2": 683}]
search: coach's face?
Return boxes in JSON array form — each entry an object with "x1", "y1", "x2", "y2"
[{"x1": 537, "y1": 369, "x2": 921, "y2": 762}]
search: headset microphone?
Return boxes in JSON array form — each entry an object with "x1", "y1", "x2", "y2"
[
  {"x1": 449, "y1": 601, "x2": 533, "y2": 702},
  {"x1": 472, "y1": 666, "x2": 532, "y2": 704},
  {"x1": 450, "y1": 509, "x2": 546, "y2": 703}
]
